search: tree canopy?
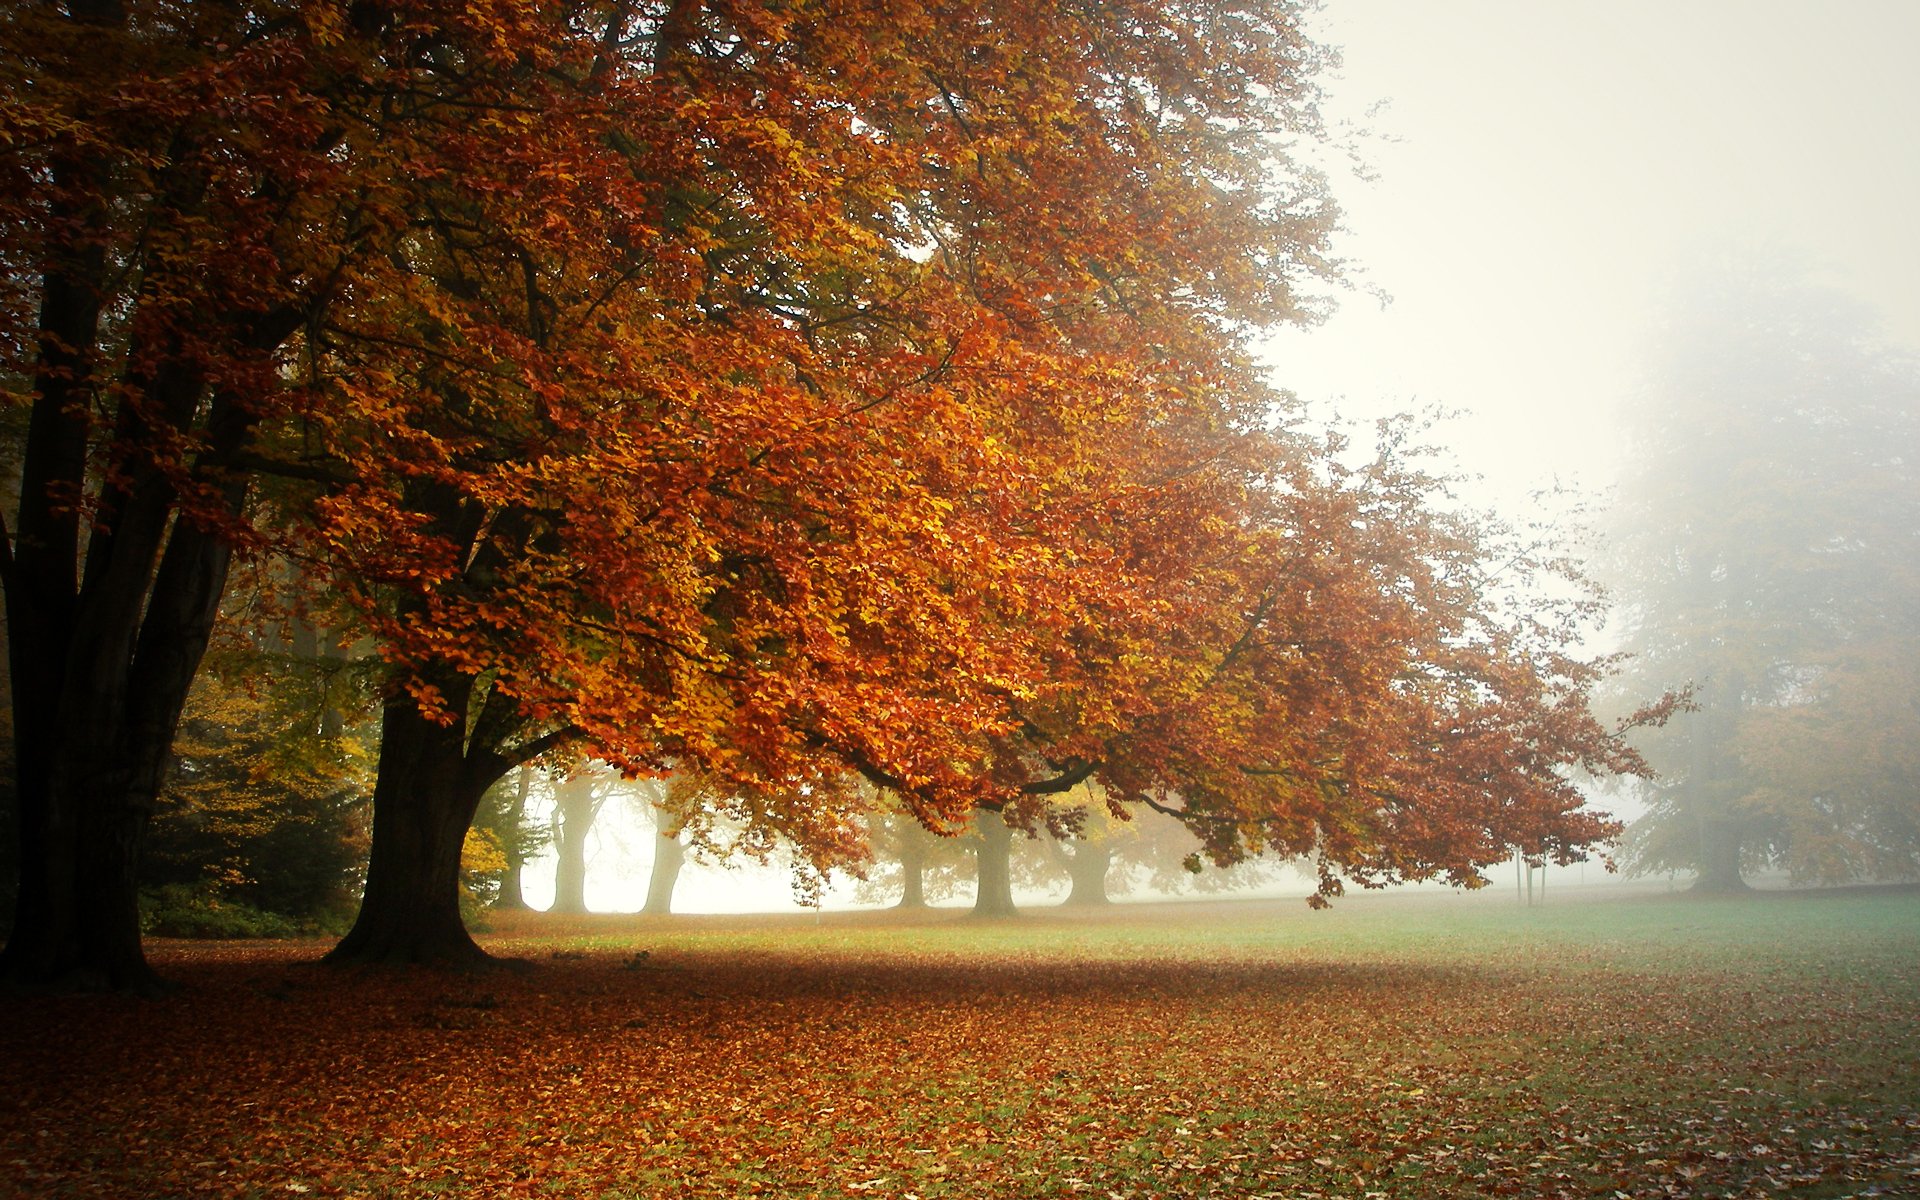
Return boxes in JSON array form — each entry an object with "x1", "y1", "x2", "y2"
[{"x1": 3, "y1": 0, "x2": 1663, "y2": 983}]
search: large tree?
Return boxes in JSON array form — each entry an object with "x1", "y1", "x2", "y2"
[
  {"x1": 0, "y1": 0, "x2": 432, "y2": 987},
  {"x1": 300, "y1": 0, "x2": 1345, "y2": 961},
  {"x1": 1608, "y1": 263, "x2": 1920, "y2": 889},
  {"x1": 8, "y1": 0, "x2": 1641, "y2": 979}
]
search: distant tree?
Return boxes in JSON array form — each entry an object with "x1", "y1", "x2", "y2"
[
  {"x1": 889, "y1": 818, "x2": 941, "y2": 911},
  {"x1": 970, "y1": 808, "x2": 1021, "y2": 919},
  {"x1": 145, "y1": 617, "x2": 375, "y2": 931},
  {"x1": 1055, "y1": 836, "x2": 1115, "y2": 908},
  {"x1": 1043, "y1": 789, "x2": 1277, "y2": 906},
  {"x1": 1734, "y1": 634, "x2": 1920, "y2": 881},
  {"x1": 618, "y1": 774, "x2": 693, "y2": 917},
  {"x1": 642, "y1": 817, "x2": 688, "y2": 917},
  {"x1": 475, "y1": 767, "x2": 547, "y2": 912},
  {"x1": 1608, "y1": 261, "x2": 1920, "y2": 889},
  {"x1": 546, "y1": 768, "x2": 617, "y2": 916},
  {"x1": 855, "y1": 804, "x2": 974, "y2": 910}
]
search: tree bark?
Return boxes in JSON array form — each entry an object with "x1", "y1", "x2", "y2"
[
  {"x1": 970, "y1": 808, "x2": 1018, "y2": 918},
  {"x1": 549, "y1": 773, "x2": 601, "y2": 915},
  {"x1": 1060, "y1": 839, "x2": 1113, "y2": 906},
  {"x1": 642, "y1": 817, "x2": 686, "y2": 915},
  {"x1": 324, "y1": 692, "x2": 498, "y2": 966}
]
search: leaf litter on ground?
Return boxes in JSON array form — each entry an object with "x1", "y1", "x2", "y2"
[{"x1": 3, "y1": 888, "x2": 1918, "y2": 1199}]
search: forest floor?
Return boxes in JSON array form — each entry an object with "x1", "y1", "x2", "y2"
[{"x1": 4, "y1": 886, "x2": 1918, "y2": 1199}]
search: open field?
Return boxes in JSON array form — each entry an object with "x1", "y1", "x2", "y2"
[{"x1": 4, "y1": 887, "x2": 1918, "y2": 1199}]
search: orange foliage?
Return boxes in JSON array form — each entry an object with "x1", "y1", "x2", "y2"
[
  {"x1": 3, "y1": 0, "x2": 1660, "y2": 981},
  {"x1": 283, "y1": 4, "x2": 1349, "y2": 852}
]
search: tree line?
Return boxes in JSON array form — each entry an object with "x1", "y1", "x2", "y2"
[{"x1": 2, "y1": 0, "x2": 1669, "y2": 992}]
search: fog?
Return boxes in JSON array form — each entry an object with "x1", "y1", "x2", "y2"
[
  {"x1": 516, "y1": 781, "x2": 1648, "y2": 918},
  {"x1": 1267, "y1": 0, "x2": 1920, "y2": 513}
]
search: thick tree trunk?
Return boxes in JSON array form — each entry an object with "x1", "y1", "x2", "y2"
[
  {"x1": 548, "y1": 774, "x2": 600, "y2": 915},
  {"x1": 1692, "y1": 815, "x2": 1751, "y2": 893},
  {"x1": 970, "y1": 808, "x2": 1018, "y2": 918},
  {"x1": 325, "y1": 696, "x2": 496, "y2": 966},
  {"x1": 1, "y1": 89, "x2": 134, "y2": 989},
  {"x1": 3, "y1": 382, "x2": 244, "y2": 992},
  {"x1": 1, "y1": 517, "x2": 231, "y2": 992},
  {"x1": 896, "y1": 825, "x2": 928, "y2": 910},
  {"x1": 642, "y1": 818, "x2": 686, "y2": 915},
  {"x1": 2, "y1": 1, "x2": 322, "y2": 992},
  {"x1": 1060, "y1": 839, "x2": 1113, "y2": 907}
]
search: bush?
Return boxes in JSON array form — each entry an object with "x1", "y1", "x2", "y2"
[{"x1": 140, "y1": 883, "x2": 309, "y2": 940}]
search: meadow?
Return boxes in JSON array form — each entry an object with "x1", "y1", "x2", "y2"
[{"x1": 4, "y1": 886, "x2": 1917, "y2": 1199}]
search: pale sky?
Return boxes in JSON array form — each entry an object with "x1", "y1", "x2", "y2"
[{"x1": 1265, "y1": 0, "x2": 1920, "y2": 514}]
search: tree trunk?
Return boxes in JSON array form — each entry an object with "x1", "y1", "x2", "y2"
[
  {"x1": 896, "y1": 820, "x2": 929, "y2": 910},
  {"x1": 642, "y1": 818, "x2": 686, "y2": 915},
  {"x1": 970, "y1": 808, "x2": 1018, "y2": 918},
  {"x1": 324, "y1": 695, "x2": 496, "y2": 966},
  {"x1": 3, "y1": 397, "x2": 245, "y2": 993},
  {"x1": 1060, "y1": 839, "x2": 1113, "y2": 906},
  {"x1": 549, "y1": 774, "x2": 600, "y2": 915},
  {"x1": 1692, "y1": 814, "x2": 1751, "y2": 893},
  {"x1": 0, "y1": 78, "x2": 156, "y2": 991},
  {"x1": 495, "y1": 766, "x2": 534, "y2": 911}
]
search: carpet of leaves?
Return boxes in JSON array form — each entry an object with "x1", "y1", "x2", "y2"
[{"x1": 5, "y1": 890, "x2": 1919, "y2": 1199}]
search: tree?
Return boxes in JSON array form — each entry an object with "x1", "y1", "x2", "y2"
[
  {"x1": 969, "y1": 808, "x2": 1020, "y2": 919},
  {"x1": 887, "y1": 817, "x2": 942, "y2": 912},
  {"x1": 474, "y1": 767, "x2": 546, "y2": 912},
  {"x1": 144, "y1": 618, "x2": 374, "y2": 931},
  {"x1": 299, "y1": 0, "x2": 1344, "y2": 962},
  {"x1": 1042, "y1": 790, "x2": 1271, "y2": 907},
  {"x1": 854, "y1": 803, "x2": 976, "y2": 910},
  {"x1": 1055, "y1": 836, "x2": 1114, "y2": 908},
  {"x1": 642, "y1": 815, "x2": 688, "y2": 917},
  {"x1": 969, "y1": 801, "x2": 1113, "y2": 916},
  {"x1": 1734, "y1": 635, "x2": 1920, "y2": 882},
  {"x1": 0, "y1": 0, "x2": 418, "y2": 988},
  {"x1": 905, "y1": 415, "x2": 1670, "y2": 908},
  {"x1": 1609, "y1": 261, "x2": 1920, "y2": 889},
  {"x1": 546, "y1": 769, "x2": 612, "y2": 916},
  {"x1": 19, "y1": 0, "x2": 1618, "y2": 975},
  {"x1": 772, "y1": 405, "x2": 1664, "y2": 915}
]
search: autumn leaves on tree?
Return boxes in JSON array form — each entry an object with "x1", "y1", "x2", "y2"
[{"x1": 4, "y1": 0, "x2": 1660, "y2": 988}]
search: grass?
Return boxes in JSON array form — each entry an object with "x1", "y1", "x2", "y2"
[{"x1": 4, "y1": 885, "x2": 1918, "y2": 1198}]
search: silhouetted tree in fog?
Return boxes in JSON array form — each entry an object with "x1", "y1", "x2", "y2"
[{"x1": 1607, "y1": 259, "x2": 1920, "y2": 889}]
